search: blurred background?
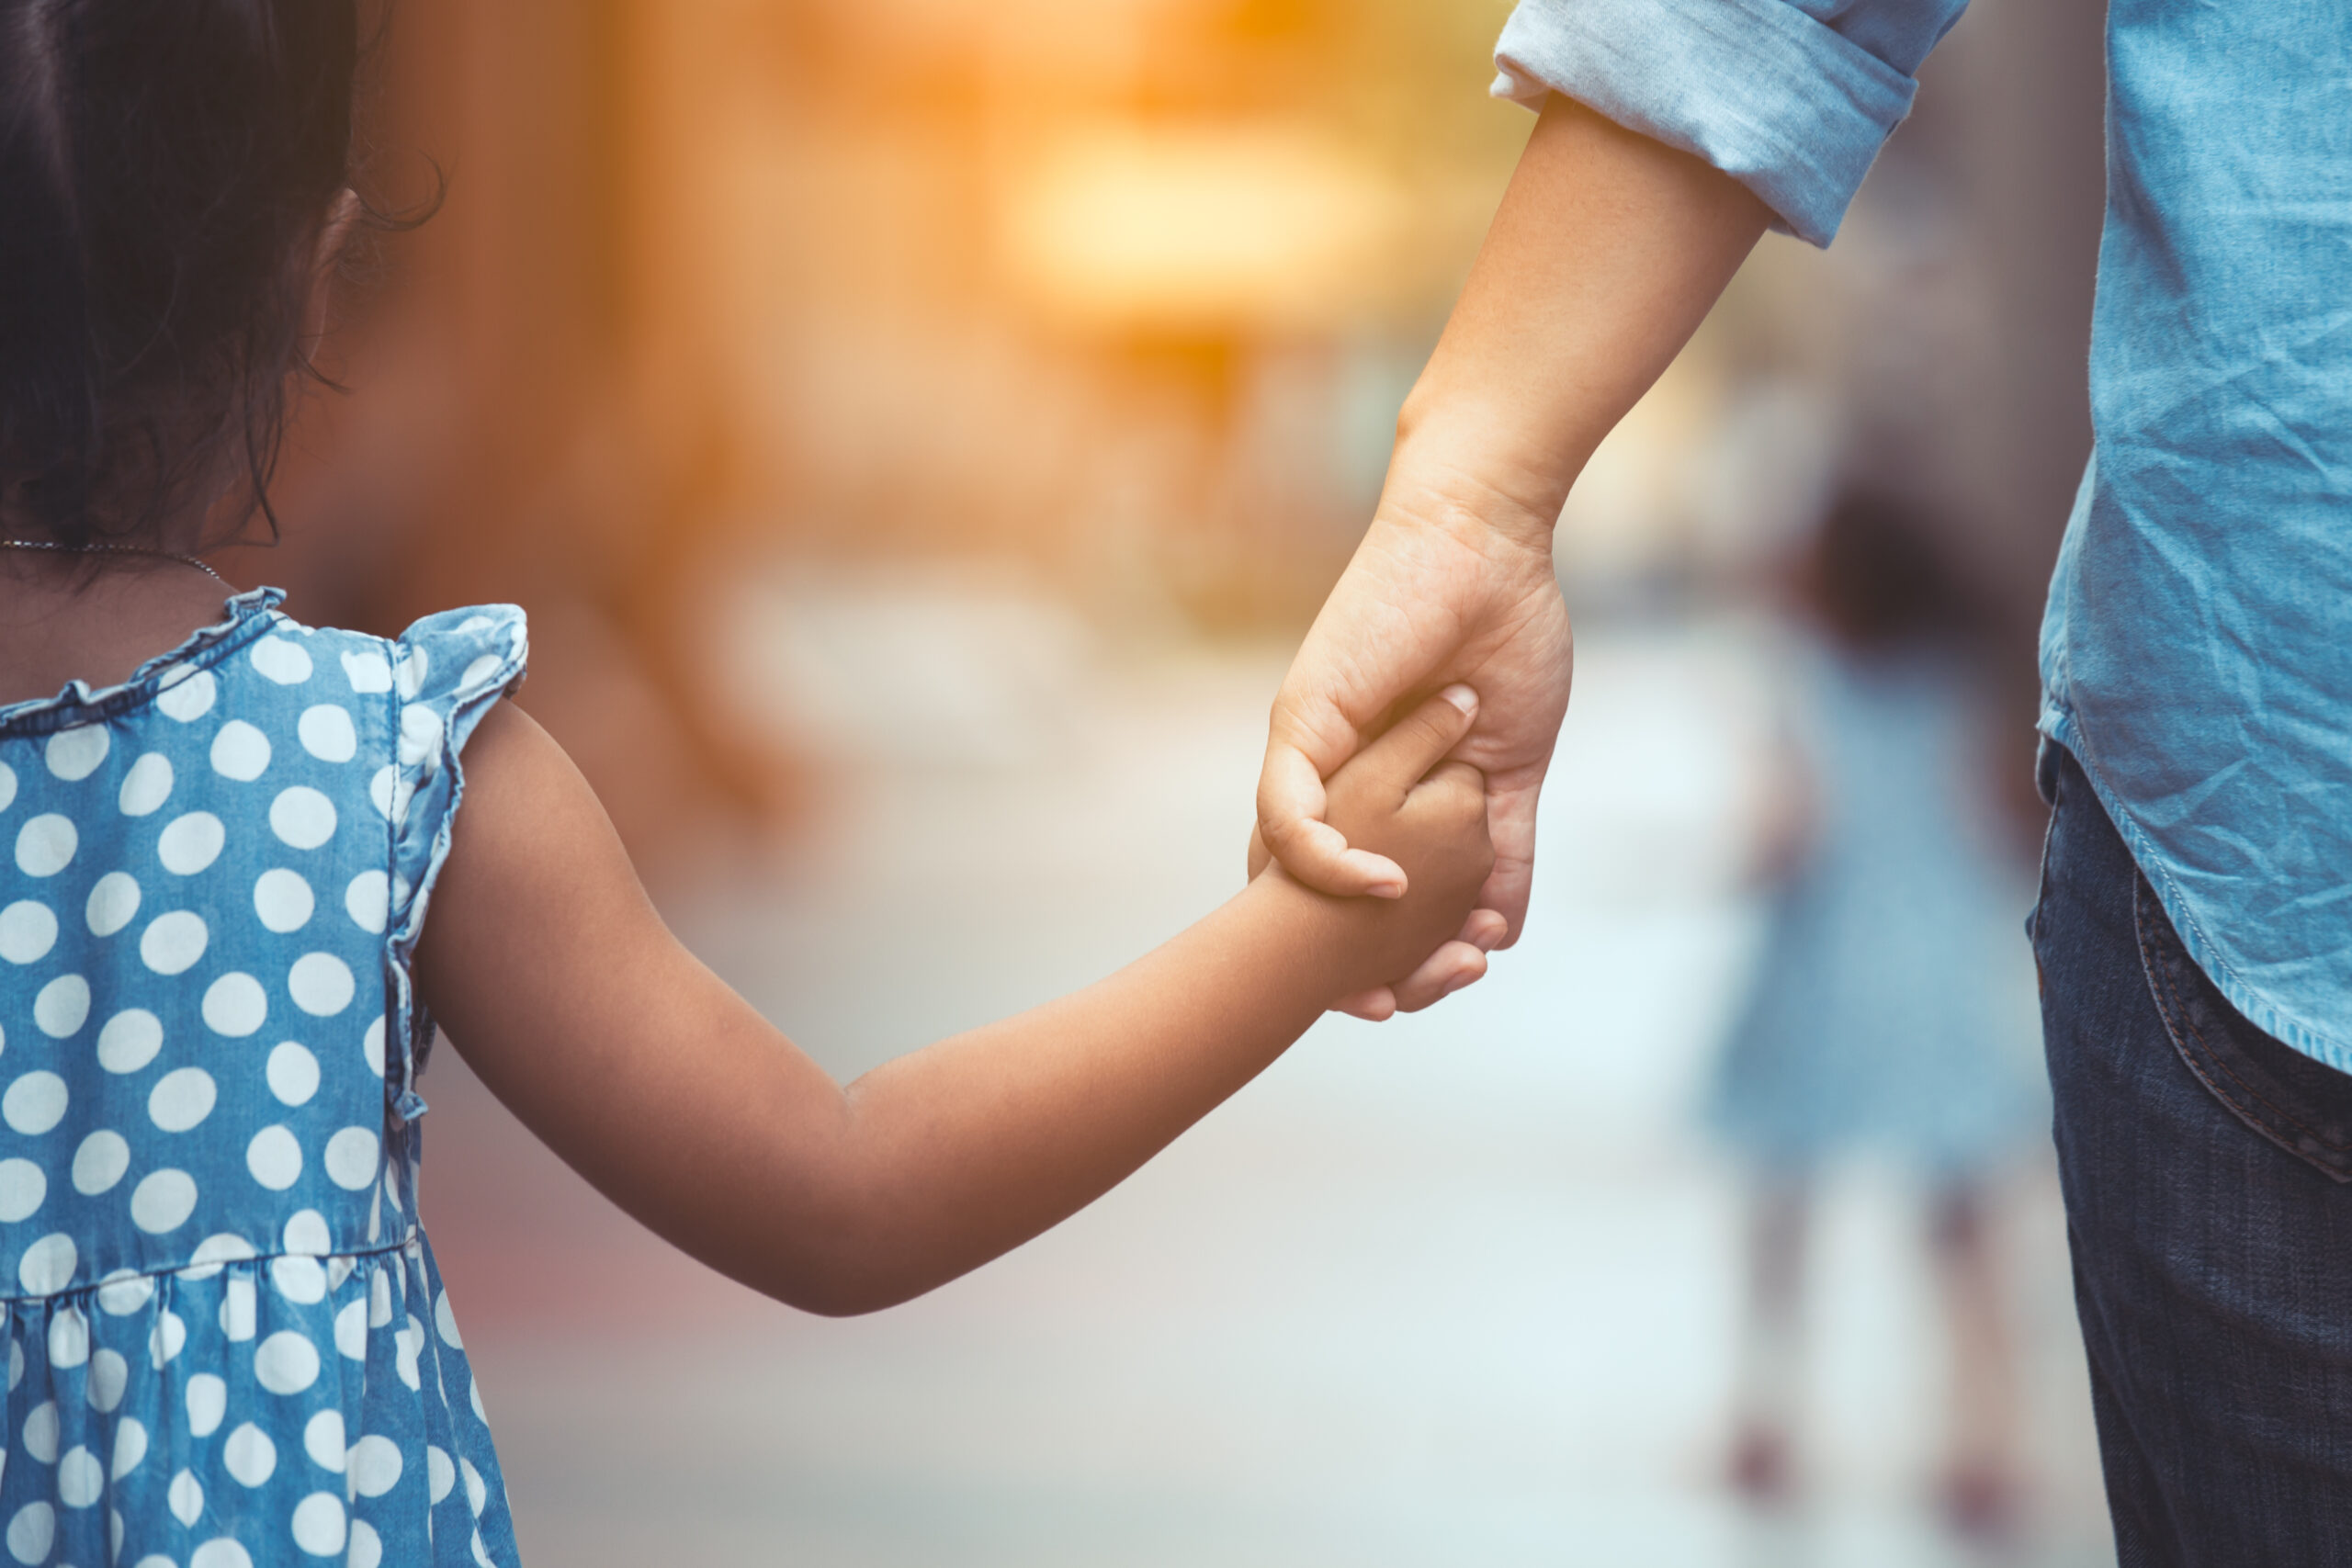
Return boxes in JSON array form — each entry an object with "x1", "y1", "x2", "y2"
[{"x1": 251, "y1": 0, "x2": 2115, "y2": 1560}]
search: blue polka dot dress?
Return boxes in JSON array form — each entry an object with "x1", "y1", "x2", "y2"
[{"x1": 0, "y1": 588, "x2": 527, "y2": 1567}]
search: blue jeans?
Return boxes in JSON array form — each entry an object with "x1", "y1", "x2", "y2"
[{"x1": 2032, "y1": 743, "x2": 2352, "y2": 1564}]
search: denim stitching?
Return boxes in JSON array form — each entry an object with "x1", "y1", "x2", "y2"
[{"x1": 2136, "y1": 876, "x2": 2352, "y2": 1165}]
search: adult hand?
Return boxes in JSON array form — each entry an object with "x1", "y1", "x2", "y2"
[
  {"x1": 1247, "y1": 96, "x2": 1766, "y2": 1021},
  {"x1": 1251, "y1": 469, "x2": 1571, "y2": 1020}
]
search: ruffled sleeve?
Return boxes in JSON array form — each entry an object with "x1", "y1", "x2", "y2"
[{"x1": 381, "y1": 605, "x2": 529, "y2": 1121}]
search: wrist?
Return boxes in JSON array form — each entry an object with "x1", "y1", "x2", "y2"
[{"x1": 1384, "y1": 387, "x2": 1577, "y2": 557}]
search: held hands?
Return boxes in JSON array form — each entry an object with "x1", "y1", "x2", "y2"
[
  {"x1": 1251, "y1": 684, "x2": 1497, "y2": 1003},
  {"x1": 1255, "y1": 482, "x2": 1574, "y2": 1017}
]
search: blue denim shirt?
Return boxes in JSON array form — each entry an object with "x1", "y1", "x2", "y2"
[{"x1": 1498, "y1": 0, "x2": 2352, "y2": 1069}]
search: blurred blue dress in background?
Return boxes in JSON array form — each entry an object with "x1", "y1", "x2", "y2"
[{"x1": 1706, "y1": 637, "x2": 2045, "y2": 1179}]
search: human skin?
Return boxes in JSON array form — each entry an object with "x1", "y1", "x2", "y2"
[
  {"x1": 1256, "y1": 94, "x2": 1771, "y2": 1017},
  {"x1": 415, "y1": 687, "x2": 1491, "y2": 1315}
]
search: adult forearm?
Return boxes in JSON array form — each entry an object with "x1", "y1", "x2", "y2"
[{"x1": 1391, "y1": 94, "x2": 1770, "y2": 533}]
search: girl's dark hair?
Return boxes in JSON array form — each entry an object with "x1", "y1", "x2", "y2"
[
  {"x1": 1800, "y1": 486, "x2": 1984, "y2": 652},
  {"x1": 0, "y1": 0, "x2": 395, "y2": 551}
]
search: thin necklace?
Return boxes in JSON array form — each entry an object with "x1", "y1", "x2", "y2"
[{"x1": 0, "y1": 537, "x2": 231, "y2": 590}]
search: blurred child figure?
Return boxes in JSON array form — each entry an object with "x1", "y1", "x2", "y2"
[
  {"x1": 1708, "y1": 489, "x2": 2044, "y2": 1540},
  {"x1": 0, "y1": 6, "x2": 1493, "y2": 1563}
]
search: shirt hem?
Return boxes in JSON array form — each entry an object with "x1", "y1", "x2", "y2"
[{"x1": 2041, "y1": 702, "x2": 2352, "y2": 1076}]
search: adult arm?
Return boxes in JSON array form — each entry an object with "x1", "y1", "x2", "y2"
[
  {"x1": 1264, "y1": 0, "x2": 1972, "y2": 1015},
  {"x1": 1261, "y1": 94, "x2": 1769, "y2": 1014}
]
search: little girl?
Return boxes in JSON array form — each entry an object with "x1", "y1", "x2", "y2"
[{"x1": 0, "y1": 6, "x2": 1493, "y2": 1565}]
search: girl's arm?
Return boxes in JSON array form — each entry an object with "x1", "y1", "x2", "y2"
[{"x1": 414, "y1": 689, "x2": 1491, "y2": 1316}]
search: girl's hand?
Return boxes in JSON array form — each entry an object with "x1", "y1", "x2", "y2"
[{"x1": 1254, "y1": 686, "x2": 1496, "y2": 1002}]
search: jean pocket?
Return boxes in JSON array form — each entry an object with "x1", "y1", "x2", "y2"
[{"x1": 2135, "y1": 875, "x2": 2352, "y2": 1183}]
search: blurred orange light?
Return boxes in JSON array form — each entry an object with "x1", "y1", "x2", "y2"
[{"x1": 999, "y1": 124, "x2": 1411, "y2": 333}]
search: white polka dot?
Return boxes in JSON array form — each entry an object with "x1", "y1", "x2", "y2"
[
  {"x1": 253, "y1": 1331, "x2": 321, "y2": 1396},
  {"x1": 84, "y1": 873, "x2": 140, "y2": 937},
  {"x1": 33, "y1": 975, "x2": 88, "y2": 1037},
  {"x1": 130, "y1": 1170, "x2": 198, "y2": 1234},
  {"x1": 347, "y1": 1519, "x2": 383, "y2": 1568},
  {"x1": 189, "y1": 1234, "x2": 256, "y2": 1270},
  {"x1": 295, "y1": 1411, "x2": 346, "y2": 1475},
  {"x1": 0, "y1": 1160, "x2": 42, "y2": 1222},
  {"x1": 209, "y1": 721, "x2": 271, "y2": 783},
  {"x1": 110, "y1": 1416, "x2": 147, "y2": 1480},
  {"x1": 245, "y1": 1126, "x2": 302, "y2": 1190},
  {"x1": 119, "y1": 752, "x2": 173, "y2": 816},
  {"x1": 396, "y1": 646, "x2": 429, "y2": 698},
  {"x1": 271, "y1": 787, "x2": 336, "y2": 850},
  {"x1": 425, "y1": 1444, "x2": 456, "y2": 1504},
  {"x1": 56, "y1": 1445, "x2": 101, "y2": 1506},
  {"x1": 398, "y1": 703, "x2": 445, "y2": 766},
  {"x1": 96, "y1": 1010, "x2": 164, "y2": 1074},
  {"x1": 17, "y1": 1234, "x2": 74, "y2": 1294},
  {"x1": 155, "y1": 664, "x2": 217, "y2": 721},
  {"x1": 341, "y1": 871, "x2": 390, "y2": 935},
  {"x1": 251, "y1": 636, "x2": 313, "y2": 685},
  {"x1": 281, "y1": 1212, "x2": 331, "y2": 1258},
  {"x1": 435, "y1": 1289, "x2": 464, "y2": 1349},
  {"x1": 45, "y1": 724, "x2": 109, "y2": 782},
  {"x1": 289, "y1": 953, "x2": 354, "y2": 1017},
  {"x1": 359, "y1": 1017, "x2": 387, "y2": 1080},
  {"x1": 394, "y1": 1314, "x2": 424, "y2": 1390},
  {"x1": 368, "y1": 1268, "x2": 391, "y2": 1328},
  {"x1": 185, "y1": 1373, "x2": 228, "y2": 1438},
  {"x1": 323, "y1": 1128, "x2": 380, "y2": 1190},
  {"x1": 192, "y1": 1539, "x2": 253, "y2": 1568},
  {"x1": 141, "y1": 910, "x2": 209, "y2": 975},
  {"x1": 298, "y1": 705, "x2": 358, "y2": 764},
  {"x1": 347, "y1": 1435, "x2": 401, "y2": 1498},
  {"x1": 158, "y1": 810, "x2": 227, "y2": 874},
  {"x1": 254, "y1": 869, "x2": 314, "y2": 932},
  {"x1": 0, "y1": 901, "x2": 56, "y2": 964},
  {"x1": 69, "y1": 1133, "x2": 128, "y2": 1196},
  {"x1": 15, "y1": 814, "x2": 74, "y2": 877},
  {"x1": 460, "y1": 653, "x2": 507, "y2": 693},
  {"x1": 220, "y1": 1276, "x2": 257, "y2": 1341},
  {"x1": 46, "y1": 1307, "x2": 86, "y2": 1367},
  {"x1": 201, "y1": 973, "x2": 267, "y2": 1037},
  {"x1": 167, "y1": 1467, "x2": 204, "y2": 1526},
  {"x1": 5, "y1": 1338, "x2": 17, "y2": 1391},
  {"x1": 0, "y1": 762, "x2": 14, "y2": 814},
  {"x1": 156, "y1": 1317, "x2": 190, "y2": 1374},
  {"x1": 368, "y1": 764, "x2": 397, "y2": 820},
  {"x1": 334, "y1": 1298, "x2": 367, "y2": 1360},
  {"x1": 149, "y1": 1067, "x2": 217, "y2": 1133},
  {"x1": 266, "y1": 1043, "x2": 320, "y2": 1106},
  {"x1": 95, "y1": 1270, "x2": 152, "y2": 1315},
  {"x1": 341, "y1": 649, "x2": 392, "y2": 694},
  {"x1": 4, "y1": 1072, "x2": 66, "y2": 1134},
  {"x1": 270, "y1": 1253, "x2": 325, "y2": 1304},
  {"x1": 460, "y1": 1454, "x2": 488, "y2": 1515},
  {"x1": 6, "y1": 1501, "x2": 52, "y2": 1564},
  {"x1": 22, "y1": 1401, "x2": 58, "y2": 1461},
  {"x1": 288, "y1": 1492, "x2": 346, "y2": 1557},
  {"x1": 85, "y1": 1348, "x2": 127, "y2": 1412}
]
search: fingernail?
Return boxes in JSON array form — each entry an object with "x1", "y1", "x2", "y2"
[
  {"x1": 1472, "y1": 927, "x2": 1505, "y2": 952},
  {"x1": 1440, "y1": 683, "x2": 1477, "y2": 715},
  {"x1": 1368, "y1": 879, "x2": 1405, "y2": 899},
  {"x1": 1443, "y1": 971, "x2": 1480, "y2": 997}
]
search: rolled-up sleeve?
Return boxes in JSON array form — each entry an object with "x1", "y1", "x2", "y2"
[{"x1": 1492, "y1": 0, "x2": 1971, "y2": 246}]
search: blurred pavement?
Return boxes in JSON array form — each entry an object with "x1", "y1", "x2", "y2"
[{"x1": 417, "y1": 604, "x2": 2112, "y2": 1567}]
